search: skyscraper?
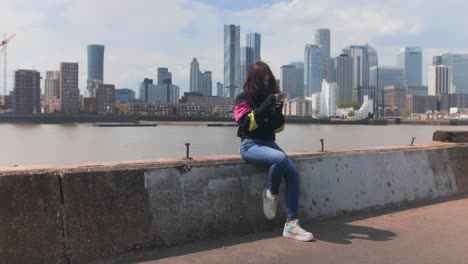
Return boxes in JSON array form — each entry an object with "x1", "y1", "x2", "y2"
[
  {"x1": 397, "y1": 47, "x2": 422, "y2": 86},
  {"x1": 217, "y1": 82, "x2": 224, "y2": 97},
  {"x1": 140, "y1": 78, "x2": 154, "y2": 103},
  {"x1": 280, "y1": 64, "x2": 299, "y2": 99},
  {"x1": 440, "y1": 53, "x2": 468, "y2": 94},
  {"x1": 428, "y1": 65, "x2": 453, "y2": 95},
  {"x1": 240, "y1": 47, "x2": 248, "y2": 88},
  {"x1": 13, "y1": 69, "x2": 41, "y2": 114},
  {"x1": 247, "y1": 33, "x2": 261, "y2": 66},
  {"x1": 367, "y1": 44, "x2": 378, "y2": 69},
  {"x1": 433, "y1": 56, "x2": 443, "y2": 65},
  {"x1": 201, "y1": 71, "x2": 212, "y2": 96},
  {"x1": 190, "y1": 58, "x2": 200, "y2": 93},
  {"x1": 86, "y1": 44, "x2": 104, "y2": 98},
  {"x1": 157, "y1": 68, "x2": 172, "y2": 85},
  {"x1": 60, "y1": 62, "x2": 80, "y2": 113},
  {"x1": 44, "y1": 71, "x2": 60, "y2": 108},
  {"x1": 139, "y1": 78, "x2": 179, "y2": 103},
  {"x1": 190, "y1": 58, "x2": 212, "y2": 96},
  {"x1": 336, "y1": 54, "x2": 353, "y2": 103},
  {"x1": 329, "y1": 58, "x2": 336, "y2": 82},
  {"x1": 224, "y1": 25, "x2": 240, "y2": 98},
  {"x1": 370, "y1": 66, "x2": 405, "y2": 110},
  {"x1": 304, "y1": 44, "x2": 322, "y2": 96},
  {"x1": 315, "y1": 29, "x2": 331, "y2": 82},
  {"x1": 343, "y1": 45, "x2": 370, "y2": 88},
  {"x1": 291, "y1": 62, "x2": 304, "y2": 97}
]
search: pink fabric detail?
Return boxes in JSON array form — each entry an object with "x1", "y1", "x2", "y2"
[{"x1": 234, "y1": 101, "x2": 253, "y2": 121}]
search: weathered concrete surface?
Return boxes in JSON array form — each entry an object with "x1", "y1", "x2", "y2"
[
  {"x1": 97, "y1": 195, "x2": 468, "y2": 264},
  {"x1": 448, "y1": 146, "x2": 468, "y2": 193},
  {"x1": 0, "y1": 169, "x2": 66, "y2": 263},
  {"x1": 433, "y1": 130, "x2": 468, "y2": 143},
  {"x1": 60, "y1": 169, "x2": 154, "y2": 264},
  {"x1": 59, "y1": 143, "x2": 467, "y2": 262},
  {"x1": 1, "y1": 141, "x2": 468, "y2": 263}
]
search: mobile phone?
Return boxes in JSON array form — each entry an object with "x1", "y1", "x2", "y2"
[{"x1": 277, "y1": 93, "x2": 285, "y2": 101}]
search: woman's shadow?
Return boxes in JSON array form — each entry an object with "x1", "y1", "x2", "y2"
[{"x1": 307, "y1": 219, "x2": 397, "y2": 244}]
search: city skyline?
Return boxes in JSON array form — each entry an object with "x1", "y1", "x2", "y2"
[{"x1": 1, "y1": 0, "x2": 468, "y2": 97}]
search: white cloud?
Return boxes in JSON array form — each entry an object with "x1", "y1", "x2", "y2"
[{"x1": 1, "y1": 0, "x2": 468, "y2": 96}]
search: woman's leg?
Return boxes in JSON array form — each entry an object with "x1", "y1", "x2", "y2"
[
  {"x1": 269, "y1": 142, "x2": 300, "y2": 221},
  {"x1": 283, "y1": 158, "x2": 300, "y2": 221},
  {"x1": 240, "y1": 140, "x2": 289, "y2": 195}
]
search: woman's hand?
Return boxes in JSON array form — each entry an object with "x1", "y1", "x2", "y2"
[{"x1": 274, "y1": 93, "x2": 284, "y2": 108}]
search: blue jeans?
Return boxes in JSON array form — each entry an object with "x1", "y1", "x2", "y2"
[{"x1": 240, "y1": 139, "x2": 300, "y2": 221}]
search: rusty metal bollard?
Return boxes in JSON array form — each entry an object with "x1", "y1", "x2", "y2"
[{"x1": 185, "y1": 143, "x2": 190, "y2": 158}]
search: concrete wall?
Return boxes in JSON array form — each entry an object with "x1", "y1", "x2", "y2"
[
  {"x1": 0, "y1": 168, "x2": 66, "y2": 263},
  {"x1": 1, "y1": 140, "x2": 468, "y2": 263}
]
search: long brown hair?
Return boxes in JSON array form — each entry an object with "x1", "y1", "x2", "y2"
[{"x1": 243, "y1": 61, "x2": 279, "y2": 102}]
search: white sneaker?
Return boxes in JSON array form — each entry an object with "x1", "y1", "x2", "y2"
[
  {"x1": 283, "y1": 219, "x2": 314, "y2": 242},
  {"x1": 262, "y1": 188, "x2": 278, "y2": 220}
]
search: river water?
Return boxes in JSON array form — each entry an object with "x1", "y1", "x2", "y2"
[{"x1": 0, "y1": 123, "x2": 466, "y2": 167}]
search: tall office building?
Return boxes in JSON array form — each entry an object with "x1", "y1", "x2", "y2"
[
  {"x1": 190, "y1": 58, "x2": 200, "y2": 93},
  {"x1": 96, "y1": 84, "x2": 115, "y2": 115},
  {"x1": 86, "y1": 44, "x2": 104, "y2": 98},
  {"x1": 157, "y1": 68, "x2": 172, "y2": 85},
  {"x1": 201, "y1": 71, "x2": 212, "y2": 96},
  {"x1": 304, "y1": 44, "x2": 322, "y2": 96},
  {"x1": 335, "y1": 54, "x2": 353, "y2": 103},
  {"x1": 319, "y1": 80, "x2": 339, "y2": 117},
  {"x1": 383, "y1": 85, "x2": 407, "y2": 116},
  {"x1": 370, "y1": 66, "x2": 405, "y2": 110},
  {"x1": 407, "y1": 85, "x2": 428, "y2": 96},
  {"x1": 190, "y1": 58, "x2": 212, "y2": 96},
  {"x1": 139, "y1": 78, "x2": 179, "y2": 103},
  {"x1": 247, "y1": 33, "x2": 261, "y2": 66},
  {"x1": 329, "y1": 58, "x2": 336, "y2": 82},
  {"x1": 13, "y1": 69, "x2": 41, "y2": 114},
  {"x1": 367, "y1": 44, "x2": 378, "y2": 69},
  {"x1": 115, "y1": 88, "x2": 136, "y2": 103},
  {"x1": 315, "y1": 29, "x2": 331, "y2": 82},
  {"x1": 60, "y1": 62, "x2": 80, "y2": 113},
  {"x1": 343, "y1": 45, "x2": 370, "y2": 88},
  {"x1": 291, "y1": 62, "x2": 304, "y2": 97},
  {"x1": 440, "y1": 53, "x2": 468, "y2": 94},
  {"x1": 217, "y1": 82, "x2": 224, "y2": 97},
  {"x1": 240, "y1": 47, "x2": 248, "y2": 88},
  {"x1": 428, "y1": 65, "x2": 453, "y2": 95},
  {"x1": 352, "y1": 86, "x2": 376, "y2": 106},
  {"x1": 140, "y1": 78, "x2": 153, "y2": 103},
  {"x1": 44, "y1": 71, "x2": 60, "y2": 108},
  {"x1": 280, "y1": 64, "x2": 299, "y2": 99},
  {"x1": 224, "y1": 24, "x2": 240, "y2": 98},
  {"x1": 397, "y1": 47, "x2": 422, "y2": 86},
  {"x1": 433, "y1": 56, "x2": 443, "y2": 65}
]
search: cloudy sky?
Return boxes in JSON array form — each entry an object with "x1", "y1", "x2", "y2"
[{"x1": 1, "y1": 0, "x2": 467, "y2": 97}]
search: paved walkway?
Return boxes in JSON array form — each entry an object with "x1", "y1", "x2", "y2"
[{"x1": 97, "y1": 196, "x2": 468, "y2": 264}]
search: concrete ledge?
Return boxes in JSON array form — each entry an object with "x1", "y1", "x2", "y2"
[
  {"x1": 1, "y1": 141, "x2": 468, "y2": 263},
  {"x1": 433, "y1": 130, "x2": 468, "y2": 143},
  {"x1": 61, "y1": 143, "x2": 467, "y2": 262},
  {"x1": 0, "y1": 170, "x2": 66, "y2": 263}
]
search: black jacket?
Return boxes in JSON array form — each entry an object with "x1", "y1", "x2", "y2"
[{"x1": 234, "y1": 92, "x2": 285, "y2": 141}]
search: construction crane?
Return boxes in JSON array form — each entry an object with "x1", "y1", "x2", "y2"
[{"x1": 1, "y1": 33, "x2": 16, "y2": 97}]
